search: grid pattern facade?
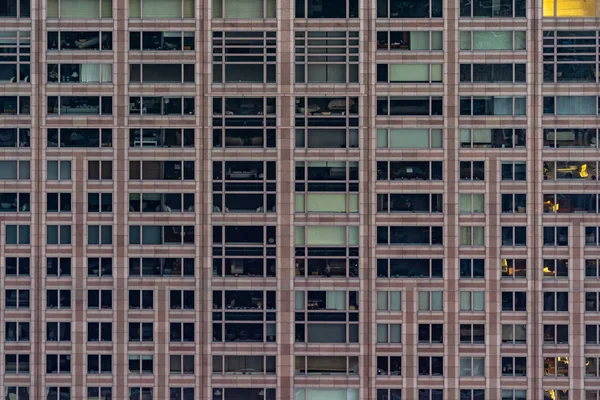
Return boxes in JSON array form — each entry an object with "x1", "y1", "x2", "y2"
[{"x1": 0, "y1": 0, "x2": 598, "y2": 399}]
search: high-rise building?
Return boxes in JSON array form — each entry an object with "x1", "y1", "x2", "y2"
[{"x1": 0, "y1": 0, "x2": 598, "y2": 399}]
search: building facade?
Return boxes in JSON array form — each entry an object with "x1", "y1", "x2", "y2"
[{"x1": 0, "y1": 0, "x2": 599, "y2": 399}]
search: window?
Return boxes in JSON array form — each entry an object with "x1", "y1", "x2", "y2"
[
  {"x1": 0, "y1": 128, "x2": 30, "y2": 148},
  {"x1": 0, "y1": 32, "x2": 30, "y2": 83},
  {"x1": 296, "y1": 32, "x2": 358, "y2": 84},
  {"x1": 213, "y1": 31, "x2": 275, "y2": 84},
  {"x1": 88, "y1": 322, "x2": 112, "y2": 342},
  {"x1": 0, "y1": 0, "x2": 29, "y2": 17},
  {"x1": 378, "y1": 226, "x2": 443, "y2": 245},
  {"x1": 378, "y1": 63, "x2": 442, "y2": 83},
  {"x1": 460, "y1": 161, "x2": 485, "y2": 180},
  {"x1": 587, "y1": 325, "x2": 600, "y2": 344},
  {"x1": 5, "y1": 321, "x2": 29, "y2": 341},
  {"x1": 543, "y1": 390, "x2": 568, "y2": 400},
  {"x1": 460, "y1": 96, "x2": 526, "y2": 115},
  {"x1": 296, "y1": 0, "x2": 358, "y2": 18},
  {"x1": 544, "y1": 193, "x2": 597, "y2": 214},
  {"x1": 46, "y1": 193, "x2": 71, "y2": 213},
  {"x1": 544, "y1": 324, "x2": 568, "y2": 344},
  {"x1": 129, "y1": 258, "x2": 194, "y2": 277},
  {"x1": 5, "y1": 289, "x2": 29, "y2": 308},
  {"x1": 46, "y1": 354, "x2": 71, "y2": 374},
  {"x1": 501, "y1": 162, "x2": 527, "y2": 181},
  {"x1": 87, "y1": 354, "x2": 112, "y2": 374},
  {"x1": 377, "y1": 258, "x2": 443, "y2": 278},
  {"x1": 543, "y1": 31, "x2": 599, "y2": 81},
  {"x1": 88, "y1": 225, "x2": 112, "y2": 245},
  {"x1": 4, "y1": 388, "x2": 30, "y2": 400},
  {"x1": 544, "y1": 161, "x2": 598, "y2": 181},
  {"x1": 418, "y1": 356, "x2": 443, "y2": 376},
  {"x1": 88, "y1": 160, "x2": 112, "y2": 180},
  {"x1": 460, "y1": 259, "x2": 484, "y2": 278},
  {"x1": 169, "y1": 388, "x2": 194, "y2": 400},
  {"x1": 129, "y1": 63, "x2": 194, "y2": 83},
  {"x1": 0, "y1": 192, "x2": 30, "y2": 212},
  {"x1": 378, "y1": 0, "x2": 441, "y2": 17},
  {"x1": 544, "y1": 96, "x2": 600, "y2": 115},
  {"x1": 47, "y1": 96, "x2": 112, "y2": 115},
  {"x1": 502, "y1": 193, "x2": 527, "y2": 213},
  {"x1": 460, "y1": 30, "x2": 527, "y2": 51},
  {"x1": 129, "y1": 388, "x2": 153, "y2": 399},
  {"x1": 460, "y1": 390, "x2": 485, "y2": 400},
  {"x1": 543, "y1": 226, "x2": 569, "y2": 246},
  {"x1": 544, "y1": 0, "x2": 599, "y2": 17},
  {"x1": 377, "y1": 96, "x2": 443, "y2": 116},
  {"x1": 418, "y1": 389, "x2": 444, "y2": 400},
  {"x1": 47, "y1": 128, "x2": 112, "y2": 147},
  {"x1": 377, "y1": 31, "x2": 442, "y2": 50},
  {"x1": 460, "y1": 226, "x2": 485, "y2": 246},
  {"x1": 587, "y1": 260, "x2": 600, "y2": 278},
  {"x1": 129, "y1": 290, "x2": 153, "y2": 309},
  {"x1": 460, "y1": 357, "x2": 485, "y2": 376},
  {"x1": 460, "y1": 0, "x2": 525, "y2": 16},
  {"x1": 129, "y1": 128, "x2": 194, "y2": 148},
  {"x1": 87, "y1": 289, "x2": 112, "y2": 310},
  {"x1": 129, "y1": 160, "x2": 194, "y2": 180},
  {"x1": 47, "y1": 64, "x2": 112, "y2": 83},
  {"x1": 214, "y1": 388, "x2": 276, "y2": 399},
  {"x1": 5, "y1": 354, "x2": 29, "y2": 374},
  {"x1": 88, "y1": 193, "x2": 112, "y2": 213},
  {"x1": 170, "y1": 322, "x2": 194, "y2": 342},
  {"x1": 129, "y1": 96, "x2": 194, "y2": 115},
  {"x1": 46, "y1": 289, "x2": 71, "y2": 309},
  {"x1": 5, "y1": 225, "x2": 30, "y2": 244},
  {"x1": 47, "y1": 0, "x2": 111, "y2": 17},
  {"x1": 128, "y1": 356, "x2": 153, "y2": 374},
  {"x1": 129, "y1": 322, "x2": 153, "y2": 342},
  {"x1": 461, "y1": 128, "x2": 526, "y2": 148},
  {"x1": 130, "y1": 31, "x2": 194, "y2": 50},
  {"x1": 170, "y1": 354, "x2": 194, "y2": 374},
  {"x1": 377, "y1": 323, "x2": 402, "y2": 343},
  {"x1": 460, "y1": 291, "x2": 485, "y2": 311},
  {"x1": 170, "y1": 290, "x2": 194, "y2": 310},
  {"x1": 502, "y1": 390, "x2": 527, "y2": 400},
  {"x1": 587, "y1": 292, "x2": 600, "y2": 312},
  {"x1": 130, "y1": 193, "x2": 194, "y2": 213},
  {"x1": 376, "y1": 356, "x2": 402, "y2": 376},
  {"x1": 502, "y1": 324, "x2": 527, "y2": 344},
  {"x1": 377, "y1": 128, "x2": 442, "y2": 149},
  {"x1": 88, "y1": 388, "x2": 112, "y2": 400},
  {"x1": 501, "y1": 259, "x2": 527, "y2": 279},
  {"x1": 501, "y1": 226, "x2": 527, "y2": 246},
  {"x1": 0, "y1": 160, "x2": 30, "y2": 180},
  {"x1": 130, "y1": 0, "x2": 193, "y2": 18},
  {"x1": 213, "y1": 0, "x2": 275, "y2": 18},
  {"x1": 377, "y1": 389, "x2": 402, "y2": 400},
  {"x1": 502, "y1": 357, "x2": 526, "y2": 376},
  {"x1": 418, "y1": 291, "x2": 443, "y2": 311},
  {"x1": 543, "y1": 259, "x2": 568, "y2": 278},
  {"x1": 544, "y1": 357, "x2": 569, "y2": 377},
  {"x1": 377, "y1": 161, "x2": 443, "y2": 181},
  {"x1": 460, "y1": 324, "x2": 485, "y2": 344},
  {"x1": 0, "y1": 96, "x2": 30, "y2": 115},
  {"x1": 46, "y1": 322, "x2": 70, "y2": 341},
  {"x1": 543, "y1": 128, "x2": 598, "y2": 148},
  {"x1": 502, "y1": 292, "x2": 527, "y2": 311},
  {"x1": 377, "y1": 193, "x2": 443, "y2": 213},
  {"x1": 46, "y1": 257, "x2": 71, "y2": 277},
  {"x1": 459, "y1": 194, "x2": 484, "y2": 213},
  {"x1": 47, "y1": 160, "x2": 71, "y2": 180},
  {"x1": 460, "y1": 63, "x2": 526, "y2": 83},
  {"x1": 5, "y1": 257, "x2": 30, "y2": 275},
  {"x1": 129, "y1": 225, "x2": 195, "y2": 245},
  {"x1": 88, "y1": 257, "x2": 112, "y2": 277},
  {"x1": 376, "y1": 291, "x2": 402, "y2": 311},
  {"x1": 419, "y1": 324, "x2": 443, "y2": 343}
]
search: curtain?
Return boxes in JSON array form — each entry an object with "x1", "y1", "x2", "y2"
[
  {"x1": 460, "y1": 292, "x2": 471, "y2": 310},
  {"x1": 129, "y1": 0, "x2": 140, "y2": 17},
  {"x1": 225, "y1": 0, "x2": 263, "y2": 18},
  {"x1": 493, "y1": 97, "x2": 513, "y2": 115},
  {"x1": 142, "y1": 226, "x2": 161, "y2": 244},
  {"x1": 473, "y1": 358, "x2": 485, "y2": 376},
  {"x1": 60, "y1": 161, "x2": 71, "y2": 179},
  {"x1": 61, "y1": 0, "x2": 99, "y2": 18},
  {"x1": 473, "y1": 129, "x2": 492, "y2": 144},
  {"x1": 0, "y1": 160, "x2": 17, "y2": 179},
  {"x1": 473, "y1": 31, "x2": 512, "y2": 50},
  {"x1": 377, "y1": 291, "x2": 388, "y2": 310},
  {"x1": 307, "y1": 129, "x2": 345, "y2": 148},
  {"x1": 409, "y1": 32, "x2": 429, "y2": 50},
  {"x1": 431, "y1": 129, "x2": 442, "y2": 148},
  {"x1": 418, "y1": 292, "x2": 429, "y2": 310},
  {"x1": 460, "y1": 195, "x2": 472, "y2": 213},
  {"x1": 101, "y1": 0, "x2": 112, "y2": 17},
  {"x1": 473, "y1": 291, "x2": 485, "y2": 310},
  {"x1": 460, "y1": 226, "x2": 472, "y2": 245},
  {"x1": 326, "y1": 291, "x2": 345, "y2": 310},
  {"x1": 431, "y1": 64, "x2": 442, "y2": 81},
  {"x1": 431, "y1": 31, "x2": 443, "y2": 50},
  {"x1": 295, "y1": 291, "x2": 304, "y2": 310},
  {"x1": 377, "y1": 324, "x2": 388, "y2": 343},
  {"x1": 306, "y1": 389, "x2": 348, "y2": 400},
  {"x1": 307, "y1": 194, "x2": 346, "y2": 213},
  {"x1": 460, "y1": 129, "x2": 471, "y2": 145},
  {"x1": 473, "y1": 227, "x2": 484, "y2": 245},
  {"x1": 557, "y1": 96, "x2": 596, "y2": 115},
  {"x1": 307, "y1": 324, "x2": 345, "y2": 343},
  {"x1": 308, "y1": 64, "x2": 346, "y2": 83},
  {"x1": 306, "y1": 226, "x2": 346, "y2": 245},
  {"x1": 295, "y1": 226, "x2": 305, "y2": 245},
  {"x1": 431, "y1": 291, "x2": 443, "y2": 310},
  {"x1": 473, "y1": 194, "x2": 485, "y2": 213},
  {"x1": 390, "y1": 64, "x2": 428, "y2": 82},
  {"x1": 390, "y1": 128, "x2": 429, "y2": 148},
  {"x1": 212, "y1": 0, "x2": 222, "y2": 17},
  {"x1": 80, "y1": 64, "x2": 100, "y2": 83},
  {"x1": 514, "y1": 31, "x2": 526, "y2": 50},
  {"x1": 101, "y1": 64, "x2": 112, "y2": 82},
  {"x1": 348, "y1": 194, "x2": 358, "y2": 212},
  {"x1": 460, "y1": 31, "x2": 471, "y2": 50},
  {"x1": 143, "y1": 0, "x2": 181, "y2": 18},
  {"x1": 348, "y1": 226, "x2": 358, "y2": 245},
  {"x1": 295, "y1": 194, "x2": 305, "y2": 212},
  {"x1": 377, "y1": 129, "x2": 388, "y2": 148},
  {"x1": 47, "y1": 0, "x2": 59, "y2": 16},
  {"x1": 390, "y1": 324, "x2": 401, "y2": 343},
  {"x1": 390, "y1": 291, "x2": 401, "y2": 310},
  {"x1": 296, "y1": 389, "x2": 305, "y2": 400}
]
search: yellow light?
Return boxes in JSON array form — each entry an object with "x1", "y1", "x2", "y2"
[{"x1": 580, "y1": 164, "x2": 589, "y2": 178}]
